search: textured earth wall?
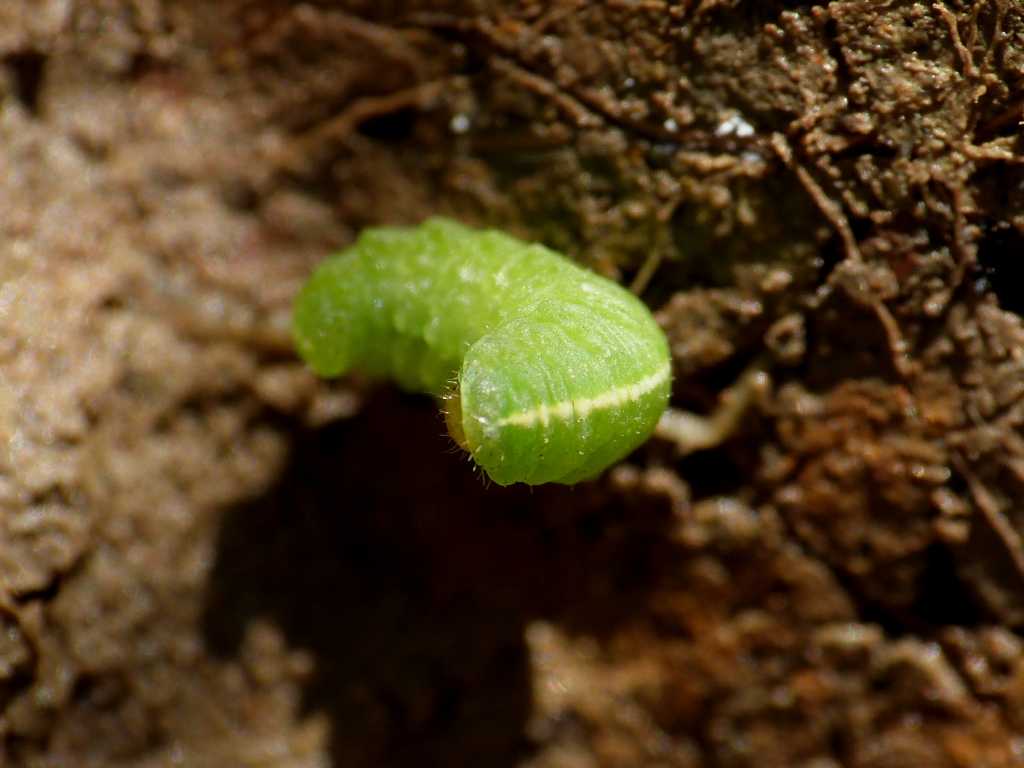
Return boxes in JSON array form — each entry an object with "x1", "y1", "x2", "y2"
[{"x1": 1, "y1": 1, "x2": 1023, "y2": 766}]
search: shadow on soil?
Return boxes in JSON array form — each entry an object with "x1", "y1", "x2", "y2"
[{"x1": 201, "y1": 389, "x2": 679, "y2": 767}]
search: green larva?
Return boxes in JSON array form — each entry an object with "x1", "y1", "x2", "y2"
[{"x1": 293, "y1": 217, "x2": 671, "y2": 486}]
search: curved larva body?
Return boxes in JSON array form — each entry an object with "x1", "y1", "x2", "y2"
[{"x1": 293, "y1": 218, "x2": 671, "y2": 486}]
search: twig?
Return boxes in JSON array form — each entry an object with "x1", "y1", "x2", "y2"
[
  {"x1": 488, "y1": 57, "x2": 603, "y2": 129},
  {"x1": 948, "y1": 184, "x2": 976, "y2": 297},
  {"x1": 924, "y1": 182, "x2": 978, "y2": 317},
  {"x1": 278, "y1": 79, "x2": 450, "y2": 170},
  {"x1": 292, "y1": 5, "x2": 427, "y2": 79},
  {"x1": 934, "y1": 4, "x2": 975, "y2": 77},
  {"x1": 771, "y1": 133, "x2": 863, "y2": 264},
  {"x1": 629, "y1": 201, "x2": 679, "y2": 295},
  {"x1": 655, "y1": 366, "x2": 769, "y2": 454},
  {"x1": 960, "y1": 141, "x2": 1024, "y2": 164},
  {"x1": 955, "y1": 453, "x2": 1024, "y2": 582}
]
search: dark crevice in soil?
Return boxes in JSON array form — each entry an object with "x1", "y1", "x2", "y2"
[
  {"x1": 5, "y1": 51, "x2": 46, "y2": 114},
  {"x1": 913, "y1": 543, "x2": 985, "y2": 628},
  {"x1": 788, "y1": 542, "x2": 983, "y2": 642},
  {"x1": 673, "y1": 447, "x2": 750, "y2": 501},
  {"x1": 976, "y1": 220, "x2": 1024, "y2": 316},
  {"x1": 802, "y1": 306, "x2": 905, "y2": 390},
  {"x1": 823, "y1": 14, "x2": 853, "y2": 96},
  {"x1": 357, "y1": 106, "x2": 419, "y2": 142}
]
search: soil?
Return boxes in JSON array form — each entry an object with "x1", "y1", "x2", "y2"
[{"x1": 1, "y1": 1, "x2": 1023, "y2": 766}]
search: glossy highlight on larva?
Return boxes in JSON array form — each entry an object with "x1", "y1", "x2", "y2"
[{"x1": 292, "y1": 217, "x2": 671, "y2": 485}]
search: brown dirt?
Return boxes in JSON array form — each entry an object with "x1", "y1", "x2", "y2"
[{"x1": 1, "y1": 1, "x2": 1023, "y2": 766}]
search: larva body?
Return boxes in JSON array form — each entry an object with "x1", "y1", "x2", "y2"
[{"x1": 293, "y1": 218, "x2": 671, "y2": 486}]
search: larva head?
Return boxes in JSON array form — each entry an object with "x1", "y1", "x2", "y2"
[{"x1": 451, "y1": 306, "x2": 671, "y2": 486}]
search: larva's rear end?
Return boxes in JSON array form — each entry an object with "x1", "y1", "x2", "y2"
[
  {"x1": 292, "y1": 254, "x2": 366, "y2": 379},
  {"x1": 293, "y1": 222, "x2": 471, "y2": 394}
]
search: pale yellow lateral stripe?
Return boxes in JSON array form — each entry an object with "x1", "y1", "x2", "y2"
[{"x1": 496, "y1": 362, "x2": 671, "y2": 428}]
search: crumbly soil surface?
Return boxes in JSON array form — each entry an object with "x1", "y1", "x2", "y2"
[{"x1": 2, "y1": 2, "x2": 1024, "y2": 766}]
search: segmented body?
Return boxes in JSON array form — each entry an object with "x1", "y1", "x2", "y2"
[{"x1": 293, "y1": 217, "x2": 671, "y2": 485}]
